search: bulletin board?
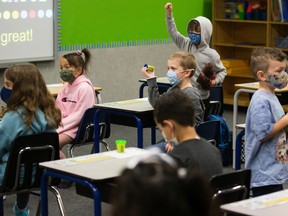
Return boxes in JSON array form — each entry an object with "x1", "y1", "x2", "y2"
[{"x1": 58, "y1": 0, "x2": 211, "y2": 51}]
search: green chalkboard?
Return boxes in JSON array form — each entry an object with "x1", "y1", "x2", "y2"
[{"x1": 58, "y1": 0, "x2": 211, "y2": 50}]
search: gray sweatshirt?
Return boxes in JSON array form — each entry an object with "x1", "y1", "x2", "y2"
[{"x1": 166, "y1": 15, "x2": 227, "y2": 99}]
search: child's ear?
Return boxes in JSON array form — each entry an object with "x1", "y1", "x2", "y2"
[
  {"x1": 162, "y1": 120, "x2": 173, "y2": 130},
  {"x1": 256, "y1": 70, "x2": 266, "y2": 81}
]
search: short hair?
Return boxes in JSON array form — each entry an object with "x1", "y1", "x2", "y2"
[
  {"x1": 153, "y1": 90, "x2": 195, "y2": 127},
  {"x1": 111, "y1": 154, "x2": 216, "y2": 216},
  {"x1": 250, "y1": 47, "x2": 287, "y2": 80},
  {"x1": 168, "y1": 51, "x2": 196, "y2": 78}
]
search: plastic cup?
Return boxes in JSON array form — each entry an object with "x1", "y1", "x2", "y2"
[{"x1": 115, "y1": 140, "x2": 126, "y2": 153}]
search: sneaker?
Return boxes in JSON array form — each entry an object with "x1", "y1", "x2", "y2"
[{"x1": 13, "y1": 202, "x2": 30, "y2": 216}]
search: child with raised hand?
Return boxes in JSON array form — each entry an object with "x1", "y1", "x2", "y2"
[
  {"x1": 141, "y1": 51, "x2": 204, "y2": 125},
  {"x1": 245, "y1": 47, "x2": 288, "y2": 197},
  {"x1": 164, "y1": 2, "x2": 226, "y2": 106},
  {"x1": 57, "y1": 48, "x2": 96, "y2": 157},
  {"x1": 0, "y1": 64, "x2": 62, "y2": 216}
]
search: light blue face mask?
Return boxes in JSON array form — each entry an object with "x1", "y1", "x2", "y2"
[
  {"x1": 166, "y1": 69, "x2": 182, "y2": 86},
  {"x1": 189, "y1": 33, "x2": 201, "y2": 45}
]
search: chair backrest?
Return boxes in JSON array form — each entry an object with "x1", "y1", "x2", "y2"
[
  {"x1": 210, "y1": 169, "x2": 251, "y2": 205},
  {"x1": 207, "y1": 86, "x2": 224, "y2": 116},
  {"x1": 0, "y1": 132, "x2": 60, "y2": 194},
  {"x1": 72, "y1": 106, "x2": 110, "y2": 145},
  {"x1": 196, "y1": 120, "x2": 221, "y2": 146}
]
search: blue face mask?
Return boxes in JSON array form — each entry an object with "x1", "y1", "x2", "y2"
[
  {"x1": 0, "y1": 86, "x2": 12, "y2": 103},
  {"x1": 166, "y1": 69, "x2": 182, "y2": 86},
  {"x1": 189, "y1": 33, "x2": 201, "y2": 45}
]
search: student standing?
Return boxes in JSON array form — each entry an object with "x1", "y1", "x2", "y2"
[
  {"x1": 0, "y1": 64, "x2": 61, "y2": 216},
  {"x1": 153, "y1": 90, "x2": 223, "y2": 179},
  {"x1": 56, "y1": 48, "x2": 96, "y2": 157},
  {"x1": 164, "y1": 2, "x2": 226, "y2": 108},
  {"x1": 245, "y1": 47, "x2": 288, "y2": 197}
]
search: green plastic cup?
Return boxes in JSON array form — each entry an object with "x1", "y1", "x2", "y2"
[{"x1": 115, "y1": 140, "x2": 126, "y2": 153}]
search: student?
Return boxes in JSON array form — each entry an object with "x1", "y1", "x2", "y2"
[
  {"x1": 153, "y1": 90, "x2": 223, "y2": 179},
  {"x1": 141, "y1": 51, "x2": 204, "y2": 125},
  {"x1": 245, "y1": 47, "x2": 288, "y2": 197},
  {"x1": 0, "y1": 64, "x2": 62, "y2": 216},
  {"x1": 111, "y1": 154, "x2": 221, "y2": 216},
  {"x1": 164, "y1": 2, "x2": 226, "y2": 108},
  {"x1": 56, "y1": 48, "x2": 96, "y2": 157}
]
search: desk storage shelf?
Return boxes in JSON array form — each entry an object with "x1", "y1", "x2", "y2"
[{"x1": 212, "y1": 0, "x2": 288, "y2": 107}]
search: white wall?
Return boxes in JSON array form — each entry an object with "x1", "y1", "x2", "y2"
[{"x1": 33, "y1": 43, "x2": 178, "y2": 103}]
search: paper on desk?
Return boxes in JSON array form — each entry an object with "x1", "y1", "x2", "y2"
[
  {"x1": 231, "y1": 190, "x2": 288, "y2": 210},
  {"x1": 54, "y1": 148, "x2": 149, "y2": 166}
]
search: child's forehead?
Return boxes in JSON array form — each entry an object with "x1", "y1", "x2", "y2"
[
  {"x1": 168, "y1": 58, "x2": 181, "y2": 66},
  {"x1": 267, "y1": 59, "x2": 286, "y2": 70}
]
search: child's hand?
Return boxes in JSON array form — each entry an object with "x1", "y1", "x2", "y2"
[
  {"x1": 141, "y1": 67, "x2": 155, "y2": 79},
  {"x1": 165, "y1": 143, "x2": 174, "y2": 152},
  {"x1": 164, "y1": 2, "x2": 173, "y2": 16}
]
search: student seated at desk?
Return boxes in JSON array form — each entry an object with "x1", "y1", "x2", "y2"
[
  {"x1": 153, "y1": 90, "x2": 223, "y2": 179},
  {"x1": 0, "y1": 64, "x2": 62, "y2": 216},
  {"x1": 56, "y1": 48, "x2": 96, "y2": 188},
  {"x1": 112, "y1": 154, "x2": 221, "y2": 216},
  {"x1": 141, "y1": 51, "x2": 204, "y2": 125}
]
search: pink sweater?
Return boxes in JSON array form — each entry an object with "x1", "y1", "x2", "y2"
[{"x1": 56, "y1": 75, "x2": 96, "y2": 139}]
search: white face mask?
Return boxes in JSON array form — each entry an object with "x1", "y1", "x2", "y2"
[{"x1": 161, "y1": 131, "x2": 179, "y2": 146}]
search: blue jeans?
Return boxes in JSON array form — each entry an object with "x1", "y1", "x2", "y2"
[{"x1": 145, "y1": 140, "x2": 167, "y2": 153}]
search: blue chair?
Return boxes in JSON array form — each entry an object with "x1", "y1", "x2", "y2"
[
  {"x1": 210, "y1": 169, "x2": 251, "y2": 211},
  {"x1": 196, "y1": 120, "x2": 221, "y2": 146},
  {"x1": 204, "y1": 86, "x2": 224, "y2": 120},
  {"x1": 68, "y1": 106, "x2": 111, "y2": 157},
  {"x1": 0, "y1": 133, "x2": 65, "y2": 216}
]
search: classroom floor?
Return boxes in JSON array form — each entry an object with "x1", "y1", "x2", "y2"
[{"x1": 0, "y1": 105, "x2": 270, "y2": 215}]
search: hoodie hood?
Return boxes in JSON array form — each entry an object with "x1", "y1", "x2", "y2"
[{"x1": 187, "y1": 16, "x2": 212, "y2": 49}]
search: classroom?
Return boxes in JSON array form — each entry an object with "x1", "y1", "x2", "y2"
[{"x1": 0, "y1": 0, "x2": 288, "y2": 215}]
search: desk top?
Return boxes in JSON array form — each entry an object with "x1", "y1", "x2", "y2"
[
  {"x1": 235, "y1": 82, "x2": 288, "y2": 93},
  {"x1": 139, "y1": 77, "x2": 170, "y2": 85},
  {"x1": 40, "y1": 147, "x2": 152, "y2": 181},
  {"x1": 221, "y1": 189, "x2": 288, "y2": 216},
  {"x1": 95, "y1": 97, "x2": 153, "y2": 113},
  {"x1": 46, "y1": 83, "x2": 102, "y2": 97}
]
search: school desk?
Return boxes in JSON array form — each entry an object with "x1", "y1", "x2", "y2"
[
  {"x1": 138, "y1": 77, "x2": 171, "y2": 98},
  {"x1": 221, "y1": 189, "x2": 288, "y2": 216},
  {"x1": 46, "y1": 83, "x2": 102, "y2": 97},
  {"x1": 93, "y1": 97, "x2": 156, "y2": 153},
  {"x1": 40, "y1": 147, "x2": 152, "y2": 216}
]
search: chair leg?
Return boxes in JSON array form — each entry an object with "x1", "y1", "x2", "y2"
[
  {"x1": 101, "y1": 140, "x2": 111, "y2": 151},
  {"x1": 48, "y1": 186, "x2": 66, "y2": 216}
]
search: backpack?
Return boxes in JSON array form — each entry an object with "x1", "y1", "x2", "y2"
[{"x1": 206, "y1": 114, "x2": 232, "y2": 166}]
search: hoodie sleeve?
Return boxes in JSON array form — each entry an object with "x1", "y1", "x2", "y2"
[
  {"x1": 166, "y1": 15, "x2": 192, "y2": 50},
  {"x1": 146, "y1": 77, "x2": 161, "y2": 107},
  {"x1": 213, "y1": 53, "x2": 227, "y2": 85},
  {"x1": 56, "y1": 83, "x2": 96, "y2": 138}
]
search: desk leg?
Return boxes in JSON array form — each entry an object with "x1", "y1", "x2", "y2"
[
  {"x1": 139, "y1": 83, "x2": 148, "y2": 98},
  {"x1": 41, "y1": 170, "x2": 101, "y2": 216},
  {"x1": 135, "y1": 115, "x2": 144, "y2": 148},
  {"x1": 94, "y1": 110, "x2": 101, "y2": 153}
]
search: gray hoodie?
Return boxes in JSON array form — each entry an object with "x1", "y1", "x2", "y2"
[{"x1": 166, "y1": 15, "x2": 227, "y2": 99}]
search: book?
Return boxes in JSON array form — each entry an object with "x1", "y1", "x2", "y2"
[
  {"x1": 271, "y1": 0, "x2": 281, "y2": 21},
  {"x1": 282, "y1": 0, "x2": 288, "y2": 21}
]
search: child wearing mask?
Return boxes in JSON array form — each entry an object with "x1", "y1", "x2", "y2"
[
  {"x1": 164, "y1": 2, "x2": 226, "y2": 111},
  {"x1": 141, "y1": 51, "x2": 204, "y2": 152},
  {"x1": 245, "y1": 47, "x2": 288, "y2": 197},
  {"x1": 0, "y1": 64, "x2": 61, "y2": 216}
]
